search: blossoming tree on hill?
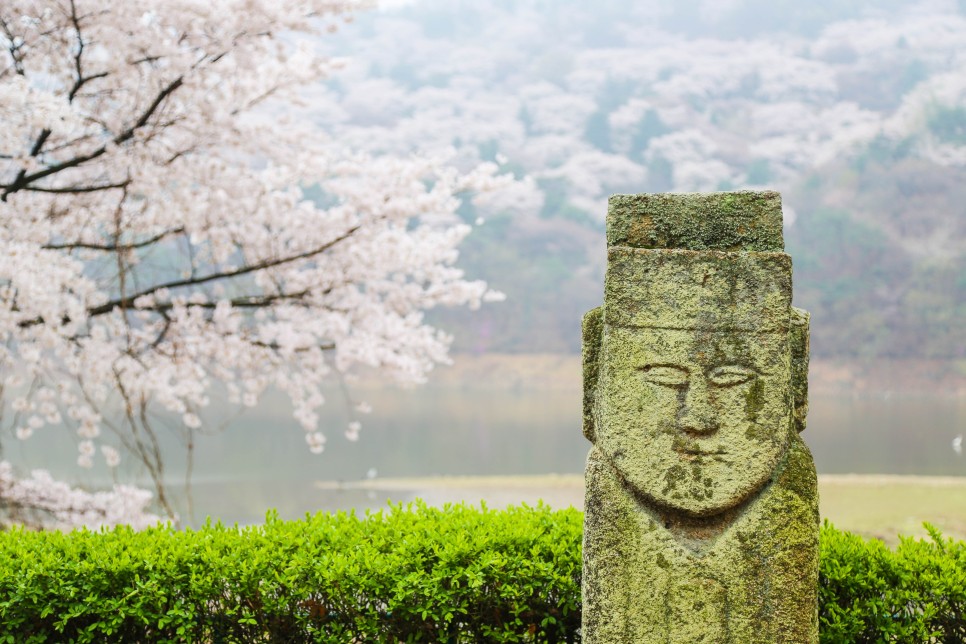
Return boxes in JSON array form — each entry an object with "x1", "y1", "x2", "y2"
[{"x1": 0, "y1": 0, "x2": 505, "y2": 524}]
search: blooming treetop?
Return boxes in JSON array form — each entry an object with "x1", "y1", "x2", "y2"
[
  {"x1": 310, "y1": 2, "x2": 966, "y2": 232},
  {"x1": 0, "y1": 0, "x2": 506, "y2": 519}
]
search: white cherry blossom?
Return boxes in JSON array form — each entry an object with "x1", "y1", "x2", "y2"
[
  {"x1": 0, "y1": 461, "x2": 160, "y2": 530},
  {"x1": 0, "y1": 0, "x2": 506, "y2": 523}
]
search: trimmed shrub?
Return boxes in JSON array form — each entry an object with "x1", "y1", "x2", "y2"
[
  {"x1": 819, "y1": 522, "x2": 966, "y2": 643},
  {"x1": 0, "y1": 502, "x2": 582, "y2": 643},
  {"x1": 0, "y1": 504, "x2": 963, "y2": 642}
]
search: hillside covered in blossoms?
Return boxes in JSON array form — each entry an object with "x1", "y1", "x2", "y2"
[{"x1": 308, "y1": 0, "x2": 966, "y2": 360}]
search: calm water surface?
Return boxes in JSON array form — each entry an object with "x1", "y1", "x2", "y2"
[{"x1": 5, "y1": 386, "x2": 964, "y2": 525}]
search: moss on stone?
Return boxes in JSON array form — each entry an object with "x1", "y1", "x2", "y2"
[
  {"x1": 582, "y1": 307, "x2": 604, "y2": 442},
  {"x1": 744, "y1": 377, "x2": 765, "y2": 423},
  {"x1": 583, "y1": 191, "x2": 817, "y2": 642},
  {"x1": 790, "y1": 307, "x2": 810, "y2": 434},
  {"x1": 582, "y1": 442, "x2": 819, "y2": 643},
  {"x1": 603, "y1": 249, "x2": 792, "y2": 332},
  {"x1": 607, "y1": 191, "x2": 784, "y2": 252}
]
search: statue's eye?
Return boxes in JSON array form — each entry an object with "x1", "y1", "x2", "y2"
[
  {"x1": 640, "y1": 364, "x2": 689, "y2": 387},
  {"x1": 708, "y1": 365, "x2": 756, "y2": 387}
]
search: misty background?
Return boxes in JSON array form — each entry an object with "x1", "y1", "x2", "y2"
[
  {"x1": 307, "y1": 0, "x2": 965, "y2": 365},
  {"x1": 6, "y1": 0, "x2": 965, "y2": 522}
]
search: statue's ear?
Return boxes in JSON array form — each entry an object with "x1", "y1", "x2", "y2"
[
  {"x1": 582, "y1": 306, "x2": 604, "y2": 442},
  {"x1": 790, "y1": 307, "x2": 810, "y2": 434}
]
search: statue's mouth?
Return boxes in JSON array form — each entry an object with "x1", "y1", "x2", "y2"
[{"x1": 675, "y1": 446, "x2": 727, "y2": 458}]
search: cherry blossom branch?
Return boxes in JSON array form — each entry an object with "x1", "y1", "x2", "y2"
[
  {"x1": 17, "y1": 224, "x2": 359, "y2": 329},
  {"x1": 67, "y1": 71, "x2": 109, "y2": 102},
  {"x1": 0, "y1": 462, "x2": 161, "y2": 531},
  {"x1": 28, "y1": 129, "x2": 52, "y2": 156},
  {"x1": 0, "y1": 16, "x2": 26, "y2": 76},
  {"x1": 111, "y1": 369, "x2": 173, "y2": 518},
  {"x1": 42, "y1": 226, "x2": 185, "y2": 251},
  {"x1": 85, "y1": 224, "x2": 362, "y2": 318},
  {"x1": 250, "y1": 339, "x2": 337, "y2": 352},
  {"x1": 5, "y1": 128, "x2": 53, "y2": 196},
  {"x1": 65, "y1": 0, "x2": 109, "y2": 103},
  {"x1": 1, "y1": 75, "x2": 185, "y2": 200},
  {"x1": 24, "y1": 180, "x2": 130, "y2": 195}
]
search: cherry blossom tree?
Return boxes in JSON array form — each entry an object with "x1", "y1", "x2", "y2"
[
  {"x1": 0, "y1": 0, "x2": 506, "y2": 523},
  {"x1": 0, "y1": 461, "x2": 160, "y2": 530}
]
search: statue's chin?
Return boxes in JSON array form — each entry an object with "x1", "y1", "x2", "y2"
[{"x1": 624, "y1": 470, "x2": 774, "y2": 519}]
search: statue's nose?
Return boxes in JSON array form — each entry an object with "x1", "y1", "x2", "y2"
[{"x1": 677, "y1": 379, "x2": 718, "y2": 435}]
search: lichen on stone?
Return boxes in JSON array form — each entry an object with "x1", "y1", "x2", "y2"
[
  {"x1": 606, "y1": 191, "x2": 785, "y2": 252},
  {"x1": 582, "y1": 191, "x2": 818, "y2": 643}
]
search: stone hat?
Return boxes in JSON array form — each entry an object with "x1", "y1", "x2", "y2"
[
  {"x1": 603, "y1": 190, "x2": 792, "y2": 332},
  {"x1": 604, "y1": 248, "x2": 791, "y2": 332}
]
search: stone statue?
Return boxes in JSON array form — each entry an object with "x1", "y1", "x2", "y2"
[{"x1": 581, "y1": 192, "x2": 819, "y2": 643}]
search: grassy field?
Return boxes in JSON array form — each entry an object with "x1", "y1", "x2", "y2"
[
  {"x1": 819, "y1": 475, "x2": 966, "y2": 543},
  {"x1": 324, "y1": 474, "x2": 966, "y2": 545}
]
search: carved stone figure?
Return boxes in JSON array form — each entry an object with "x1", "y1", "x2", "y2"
[{"x1": 582, "y1": 192, "x2": 819, "y2": 643}]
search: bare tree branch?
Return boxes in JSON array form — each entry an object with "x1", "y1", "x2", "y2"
[
  {"x1": 0, "y1": 2, "x2": 104, "y2": 198},
  {"x1": 24, "y1": 180, "x2": 129, "y2": 195},
  {"x1": 144, "y1": 289, "x2": 316, "y2": 313},
  {"x1": 85, "y1": 224, "x2": 361, "y2": 318},
  {"x1": 42, "y1": 226, "x2": 184, "y2": 251},
  {"x1": 0, "y1": 16, "x2": 26, "y2": 76},
  {"x1": 1, "y1": 75, "x2": 184, "y2": 201},
  {"x1": 250, "y1": 339, "x2": 336, "y2": 352},
  {"x1": 17, "y1": 224, "x2": 361, "y2": 329},
  {"x1": 65, "y1": 0, "x2": 110, "y2": 103}
]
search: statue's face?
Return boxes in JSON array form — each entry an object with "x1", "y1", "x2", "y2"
[{"x1": 596, "y1": 325, "x2": 792, "y2": 517}]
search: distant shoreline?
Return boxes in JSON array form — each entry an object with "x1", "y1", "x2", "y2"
[
  {"x1": 315, "y1": 472, "x2": 966, "y2": 491},
  {"x1": 377, "y1": 354, "x2": 966, "y2": 398},
  {"x1": 314, "y1": 473, "x2": 966, "y2": 544}
]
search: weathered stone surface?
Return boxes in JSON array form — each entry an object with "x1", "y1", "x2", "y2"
[
  {"x1": 582, "y1": 191, "x2": 819, "y2": 643},
  {"x1": 607, "y1": 191, "x2": 784, "y2": 252},
  {"x1": 603, "y1": 249, "x2": 792, "y2": 331},
  {"x1": 790, "y1": 307, "x2": 810, "y2": 434},
  {"x1": 582, "y1": 440, "x2": 818, "y2": 642}
]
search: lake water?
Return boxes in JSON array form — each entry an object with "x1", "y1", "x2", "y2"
[{"x1": 4, "y1": 385, "x2": 964, "y2": 525}]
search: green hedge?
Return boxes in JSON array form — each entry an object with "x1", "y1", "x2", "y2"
[
  {"x1": 819, "y1": 523, "x2": 966, "y2": 643},
  {"x1": 0, "y1": 503, "x2": 582, "y2": 643},
  {"x1": 0, "y1": 502, "x2": 963, "y2": 642}
]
